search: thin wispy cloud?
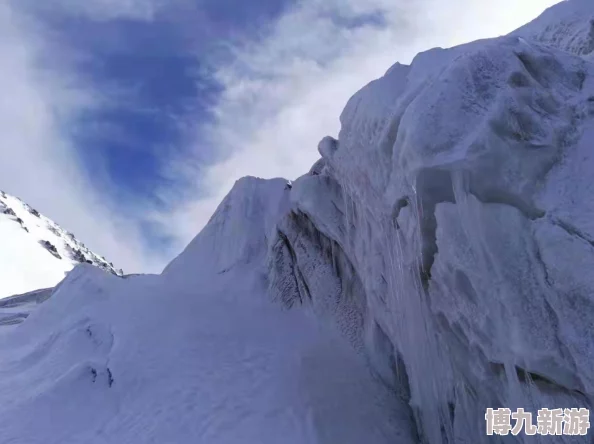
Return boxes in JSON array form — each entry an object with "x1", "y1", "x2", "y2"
[
  {"x1": 1, "y1": 0, "x2": 560, "y2": 274},
  {"x1": 0, "y1": 1, "x2": 163, "y2": 272},
  {"x1": 156, "y1": 0, "x2": 559, "y2": 253}
]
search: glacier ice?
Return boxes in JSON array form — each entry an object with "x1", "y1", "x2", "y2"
[
  {"x1": 268, "y1": 2, "x2": 594, "y2": 443},
  {"x1": 2, "y1": 1, "x2": 594, "y2": 443}
]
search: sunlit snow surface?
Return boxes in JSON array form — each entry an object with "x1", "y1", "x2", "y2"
[
  {"x1": 2, "y1": 1, "x2": 594, "y2": 443},
  {"x1": 0, "y1": 191, "x2": 121, "y2": 298},
  {"x1": 0, "y1": 180, "x2": 416, "y2": 444}
]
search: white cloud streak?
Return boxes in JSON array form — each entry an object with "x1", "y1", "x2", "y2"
[
  {"x1": 0, "y1": 2, "x2": 163, "y2": 273},
  {"x1": 156, "y1": 0, "x2": 560, "y2": 257},
  {"x1": 0, "y1": 0, "x2": 561, "y2": 274}
]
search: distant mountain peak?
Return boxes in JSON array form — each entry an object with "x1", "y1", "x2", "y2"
[{"x1": 0, "y1": 190, "x2": 122, "y2": 298}]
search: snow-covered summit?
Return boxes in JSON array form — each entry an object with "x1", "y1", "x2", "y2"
[
  {"x1": 163, "y1": 176, "x2": 291, "y2": 279},
  {"x1": 2, "y1": 1, "x2": 594, "y2": 444},
  {"x1": 514, "y1": 0, "x2": 594, "y2": 57},
  {"x1": 0, "y1": 190, "x2": 122, "y2": 298}
]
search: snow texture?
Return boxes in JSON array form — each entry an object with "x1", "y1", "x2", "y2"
[
  {"x1": 0, "y1": 190, "x2": 122, "y2": 299},
  {"x1": 0, "y1": 182, "x2": 416, "y2": 444},
  {"x1": 3, "y1": 1, "x2": 594, "y2": 443},
  {"x1": 268, "y1": 1, "x2": 594, "y2": 442}
]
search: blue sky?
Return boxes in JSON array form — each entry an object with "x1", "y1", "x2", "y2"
[
  {"x1": 0, "y1": 0, "x2": 558, "y2": 273},
  {"x1": 43, "y1": 0, "x2": 291, "y2": 198},
  {"x1": 19, "y1": 0, "x2": 292, "y2": 250}
]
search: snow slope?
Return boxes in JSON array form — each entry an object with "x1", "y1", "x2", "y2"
[
  {"x1": 0, "y1": 287, "x2": 53, "y2": 327},
  {"x1": 0, "y1": 190, "x2": 122, "y2": 299},
  {"x1": 514, "y1": 0, "x2": 594, "y2": 57},
  {"x1": 2, "y1": 1, "x2": 594, "y2": 443},
  {"x1": 0, "y1": 178, "x2": 416, "y2": 444}
]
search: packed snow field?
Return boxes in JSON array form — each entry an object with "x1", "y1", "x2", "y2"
[
  {"x1": 0, "y1": 264, "x2": 416, "y2": 443},
  {"x1": 2, "y1": 1, "x2": 594, "y2": 443}
]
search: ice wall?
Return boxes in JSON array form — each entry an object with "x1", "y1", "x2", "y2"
[{"x1": 268, "y1": 2, "x2": 594, "y2": 442}]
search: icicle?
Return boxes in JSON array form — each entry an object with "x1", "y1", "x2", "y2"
[{"x1": 330, "y1": 239, "x2": 338, "y2": 276}]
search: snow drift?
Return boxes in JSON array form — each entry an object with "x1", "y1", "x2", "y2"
[{"x1": 2, "y1": 1, "x2": 594, "y2": 443}]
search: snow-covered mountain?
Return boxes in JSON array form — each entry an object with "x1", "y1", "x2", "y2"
[
  {"x1": 1, "y1": 1, "x2": 594, "y2": 443},
  {"x1": 0, "y1": 190, "x2": 122, "y2": 298}
]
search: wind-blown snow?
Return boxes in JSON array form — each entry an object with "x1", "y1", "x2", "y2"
[
  {"x1": 2, "y1": 1, "x2": 594, "y2": 443},
  {"x1": 0, "y1": 190, "x2": 122, "y2": 299}
]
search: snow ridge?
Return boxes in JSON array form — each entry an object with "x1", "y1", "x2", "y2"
[
  {"x1": 2, "y1": 1, "x2": 594, "y2": 443},
  {"x1": 0, "y1": 190, "x2": 122, "y2": 299},
  {"x1": 514, "y1": 0, "x2": 594, "y2": 57}
]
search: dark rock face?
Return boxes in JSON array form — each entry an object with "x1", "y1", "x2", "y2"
[
  {"x1": 39, "y1": 240, "x2": 62, "y2": 260},
  {"x1": 24, "y1": 205, "x2": 40, "y2": 217},
  {"x1": 66, "y1": 245, "x2": 87, "y2": 263}
]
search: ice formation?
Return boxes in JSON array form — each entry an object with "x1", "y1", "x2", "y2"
[
  {"x1": 268, "y1": 1, "x2": 594, "y2": 442},
  {"x1": 0, "y1": 181, "x2": 417, "y2": 444},
  {"x1": 2, "y1": 1, "x2": 594, "y2": 443}
]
